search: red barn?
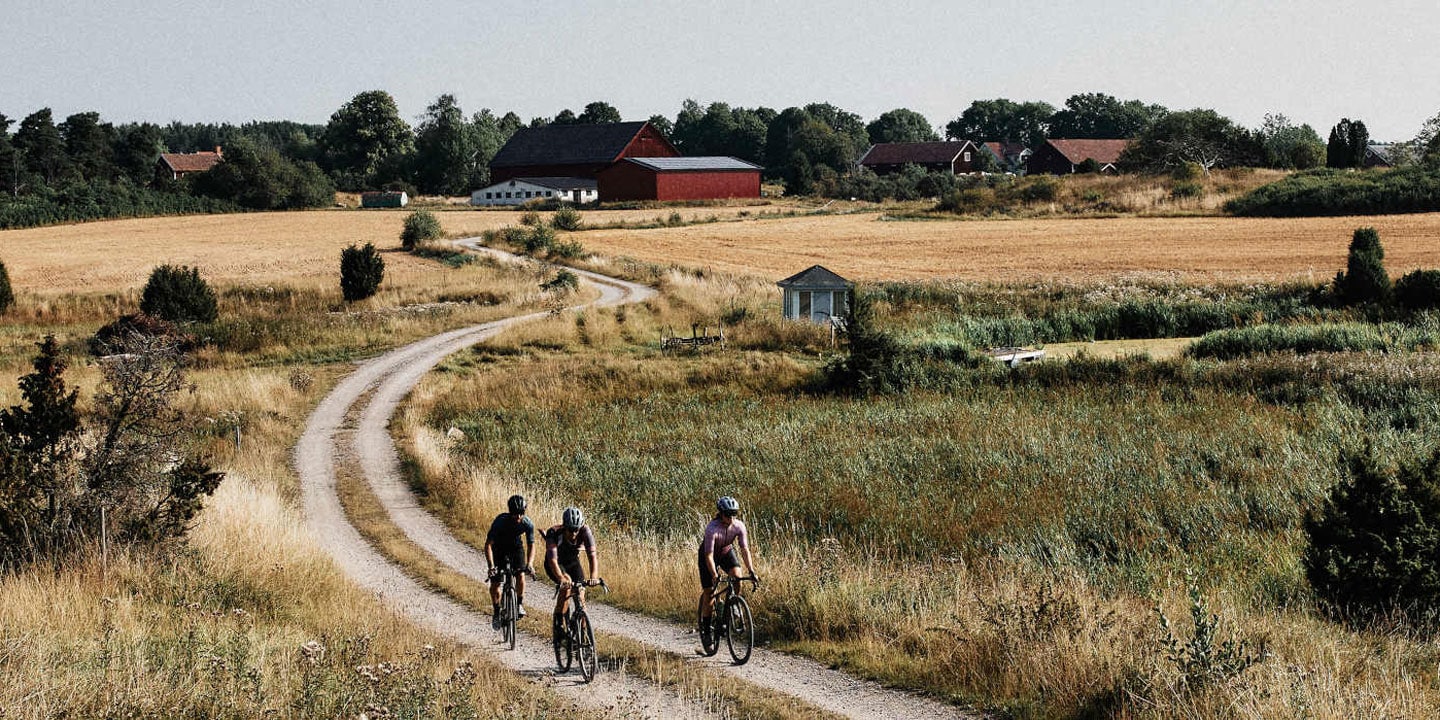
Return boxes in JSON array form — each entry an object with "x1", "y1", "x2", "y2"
[
  {"x1": 597, "y1": 157, "x2": 762, "y2": 202},
  {"x1": 1026, "y1": 139, "x2": 1130, "y2": 174},
  {"x1": 858, "y1": 141, "x2": 985, "y2": 175},
  {"x1": 488, "y1": 121, "x2": 678, "y2": 183}
]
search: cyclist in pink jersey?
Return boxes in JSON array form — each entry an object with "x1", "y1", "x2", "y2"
[{"x1": 697, "y1": 495, "x2": 758, "y2": 644}]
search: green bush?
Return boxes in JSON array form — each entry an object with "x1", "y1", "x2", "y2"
[
  {"x1": 519, "y1": 210, "x2": 541, "y2": 227},
  {"x1": 340, "y1": 243, "x2": 384, "y2": 301},
  {"x1": 1335, "y1": 227, "x2": 1391, "y2": 305},
  {"x1": 1171, "y1": 162, "x2": 1205, "y2": 181},
  {"x1": 1017, "y1": 176, "x2": 1061, "y2": 203},
  {"x1": 400, "y1": 210, "x2": 443, "y2": 251},
  {"x1": 935, "y1": 187, "x2": 996, "y2": 214},
  {"x1": 88, "y1": 313, "x2": 194, "y2": 356},
  {"x1": 1305, "y1": 447, "x2": 1440, "y2": 627},
  {"x1": 0, "y1": 180, "x2": 239, "y2": 230},
  {"x1": 1226, "y1": 167, "x2": 1440, "y2": 217},
  {"x1": 189, "y1": 139, "x2": 334, "y2": 211},
  {"x1": 548, "y1": 238, "x2": 586, "y2": 260},
  {"x1": 540, "y1": 269, "x2": 579, "y2": 294},
  {"x1": 1395, "y1": 269, "x2": 1440, "y2": 312},
  {"x1": 140, "y1": 265, "x2": 218, "y2": 324},
  {"x1": 551, "y1": 206, "x2": 583, "y2": 231},
  {"x1": 522, "y1": 225, "x2": 556, "y2": 255},
  {"x1": 1170, "y1": 181, "x2": 1203, "y2": 199},
  {"x1": 0, "y1": 260, "x2": 12, "y2": 313}
]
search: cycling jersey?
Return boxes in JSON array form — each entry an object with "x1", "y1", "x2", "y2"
[
  {"x1": 543, "y1": 525, "x2": 595, "y2": 566},
  {"x1": 487, "y1": 513, "x2": 534, "y2": 554},
  {"x1": 699, "y1": 517, "x2": 748, "y2": 559}
]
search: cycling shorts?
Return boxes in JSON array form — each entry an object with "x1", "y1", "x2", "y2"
[
  {"x1": 546, "y1": 559, "x2": 586, "y2": 586},
  {"x1": 493, "y1": 547, "x2": 526, "y2": 575},
  {"x1": 698, "y1": 546, "x2": 740, "y2": 590}
]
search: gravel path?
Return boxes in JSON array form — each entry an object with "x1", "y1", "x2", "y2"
[{"x1": 299, "y1": 240, "x2": 979, "y2": 719}]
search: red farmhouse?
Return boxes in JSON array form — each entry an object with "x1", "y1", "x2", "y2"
[
  {"x1": 597, "y1": 157, "x2": 762, "y2": 202},
  {"x1": 1026, "y1": 139, "x2": 1130, "y2": 174},
  {"x1": 858, "y1": 141, "x2": 985, "y2": 175},
  {"x1": 488, "y1": 121, "x2": 678, "y2": 183}
]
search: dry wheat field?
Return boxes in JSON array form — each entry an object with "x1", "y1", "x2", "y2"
[{"x1": 577, "y1": 211, "x2": 1440, "y2": 284}]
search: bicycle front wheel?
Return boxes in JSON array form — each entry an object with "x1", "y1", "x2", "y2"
[
  {"x1": 725, "y1": 596, "x2": 753, "y2": 665},
  {"x1": 502, "y1": 583, "x2": 518, "y2": 651},
  {"x1": 576, "y1": 613, "x2": 598, "y2": 682}
]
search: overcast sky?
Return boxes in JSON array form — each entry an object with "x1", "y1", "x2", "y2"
[{"x1": 4, "y1": 0, "x2": 1438, "y2": 141}]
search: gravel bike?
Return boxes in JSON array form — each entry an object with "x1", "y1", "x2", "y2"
[
  {"x1": 698, "y1": 574, "x2": 759, "y2": 664},
  {"x1": 553, "y1": 578, "x2": 608, "y2": 682},
  {"x1": 492, "y1": 566, "x2": 534, "y2": 651}
]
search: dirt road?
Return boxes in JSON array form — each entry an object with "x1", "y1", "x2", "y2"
[{"x1": 297, "y1": 241, "x2": 976, "y2": 719}]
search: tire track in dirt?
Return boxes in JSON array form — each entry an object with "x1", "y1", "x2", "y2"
[{"x1": 344, "y1": 241, "x2": 978, "y2": 719}]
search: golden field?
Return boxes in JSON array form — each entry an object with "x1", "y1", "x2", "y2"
[
  {"x1": 0, "y1": 206, "x2": 762, "y2": 294},
  {"x1": 576, "y1": 211, "x2": 1440, "y2": 284}
]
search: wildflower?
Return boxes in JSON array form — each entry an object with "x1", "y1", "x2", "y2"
[{"x1": 355, "y1": 664, "x2": 379, "y2": 683}]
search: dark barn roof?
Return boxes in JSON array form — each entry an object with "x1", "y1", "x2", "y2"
[
  {"x1": 622, "y1": 156, "x2": 761, "y2": 172},
  {"x1": 777, "y1": 265, "x2": 851, "y2": 289},
  {"x1": 1044, "y1": 139, "x2": 1129, "y2": 165},
  {"x1": 490, "y1": 121, "x2": 653, "y2": 168},
  {"x1": 860, "y1": 141, "x2": 973, "y2": 166}
]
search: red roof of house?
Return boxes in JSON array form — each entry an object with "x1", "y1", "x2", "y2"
[
  {"x1": 1044, "y1": 139, "x2": 1129, "y2": 165},
  {"x1": 860, "y1": 141, "x2": 975, "y2": 166},
  {"x1": 984, "y1": 141, "x2": 1028, "y2": 158},
  {"x1": 159, "y1": 151, "x2": 223, "y2": 173}
]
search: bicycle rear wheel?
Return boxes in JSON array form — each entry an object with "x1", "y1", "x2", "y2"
[
  {"x1": 725, "y1": 596, "x2": 753, "y2": 665},
  {"x1": 554, "y1": 614, "x2": 573, "y2": 671},
  {"x1": 697, "y1": 597, "x2": 719, "y2": 657},
  {"x1": 502, "y1": 582, "x2": 518, "y2": 651},
  {"x1": 576, "y1": 613, "x2": 598, "y2": 682}
]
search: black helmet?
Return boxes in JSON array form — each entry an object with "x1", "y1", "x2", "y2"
[
  {"x1": 507, "y1": 494, "x2": 527, "y2": 514},
  {"x1": 716, "y1": 495, "x2": 740, "y2": 516},
  {"x1": 562, "y1": 506, "x2": 584, "y2": 529}
]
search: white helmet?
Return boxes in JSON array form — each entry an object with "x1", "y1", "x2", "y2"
[{"x1": 562, "y1": 506, "x2": 584, "y2": 529}]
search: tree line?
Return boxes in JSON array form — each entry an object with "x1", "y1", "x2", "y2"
[{"x1": 4, "y1": 92, "x2": 1440, "y2": 224}]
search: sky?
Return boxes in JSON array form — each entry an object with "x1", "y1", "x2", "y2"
[{"x1": 4, "y1": 0, "x2": 1439, "y2": 141}]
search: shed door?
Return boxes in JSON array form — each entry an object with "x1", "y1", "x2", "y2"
[
  {"x1": 812, "y1": 291, "x2": 832, "y2": 321},
  {"x1": 799, "y1": 291, "x2": 811, "y2": 320}
]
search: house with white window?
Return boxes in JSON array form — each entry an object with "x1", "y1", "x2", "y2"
[
  {"x1": 469, "y1": 177, "x2": 598, "y2": 206},
  {"x1": 777, "y1": 265, "x2": 851, "y2": 323}
]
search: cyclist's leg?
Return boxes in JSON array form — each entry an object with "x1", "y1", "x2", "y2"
[
  {"x1": 547, "y1": 564, "x2": 570, "y2": 630},
  {"x1": 698, "y1": 547, "x2": 717, "y2": 620}
]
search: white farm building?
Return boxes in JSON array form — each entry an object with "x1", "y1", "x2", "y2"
[{"x1": 470, "y1": 177, "x2": 598, "y2": 206}]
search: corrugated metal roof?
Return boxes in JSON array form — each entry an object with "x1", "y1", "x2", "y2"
[
  {"x1": 623, "y1": 156, "x2": 762, "y2": 172},
  {"x1": 490, "y1": 121, "x2": 652, "y2": 168},
  {"x1": 777, "y1": 265, "x2": 851, "y2": 288}
]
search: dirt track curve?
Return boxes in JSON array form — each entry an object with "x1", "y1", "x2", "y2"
[{"x1": 296, "y1": 240, "x2": 976, "y2": 719}]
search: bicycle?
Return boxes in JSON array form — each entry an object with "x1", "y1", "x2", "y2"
[
  {"x1": 698, "y1": 574, "x2": 759, "y2": 664},
  {"x1": 552, "y1": 578, "x2": 608, "y2": 682},
  {"x1": 491, "y1": 566, "x2": 534, "y2": 651}
]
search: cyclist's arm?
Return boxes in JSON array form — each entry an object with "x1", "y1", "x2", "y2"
[
  {"x1": 736, "y1": 524, "x2": 757, "y2": 578},
  {"x1": 584, "y1": 527, "x2": 599, "y2": 581},
  {"x1": 483, "y1": 537, "x2": 494, "y2": 572},
  {"x1": 543, "y1": 537, "x2": 566, "y2": 583},
  {"x1": 523, "y1": 520, "x2": 536, "y2": 570}
]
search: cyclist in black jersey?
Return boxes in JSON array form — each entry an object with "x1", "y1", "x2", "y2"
[
  {"x1": 485, "y1": 494, "x2": 535, "y2": 626},
  {"x1": 544, "y1": 506, "x2": 600, "y2": 638}
]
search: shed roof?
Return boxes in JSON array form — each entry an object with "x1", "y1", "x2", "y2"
[
  {"x1": 513, "y1": 176, "x2": 598, "y2": 191},
  {"x1": 1044, "y1": 139, "x2": 1130, "y2": 165},
  {"x1": 777, "y1": 265, "x2": 851, "y2": 289},
  {"x1": 490, "y1": 121, "x2": 654, "y2": 168},
  {"x1": 859, "y1": 141, "x2": 974, "y2": 166},
  {"x1": 621, "y1": 156, "x2": 761, "y2": 172},
  {"x1": 158, "y1": 151, "x2": 223, "y2": 173}
]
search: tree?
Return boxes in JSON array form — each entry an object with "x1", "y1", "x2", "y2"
[
  {"x1": 0, "y1": 113, "x2": 17, "y2": 196},
  {"x1": 672, "y1": 100, "x2": 768, "y2": 163},
  {"x1": 140, "y1": 265, "x2": 219, "y2": 324},
  {"x1": 647, "y1": 114, "x2": 674, "y2": 138},
  {"x1": 413, "y1": 94, "x2": 480, "y2": 196},
  {"x1": 1257, "y1": 113, "x2": 1325, "y2": 169},
  {"x1": 1120, "y1": 108, "x2": 1260, "y2": 173},
  {"x1": 0, "y1": 260, "x2": 12, "y2": 313},
  {"x1": 1305, "y1": 447, "x2": 1440, "y2": 627},
  {"x1": 340, "y1": 243, "x2": 384, "y2": 301},
  {"x1": 1334, "y1": 227, "x2": 1390, "y2": 305},
  {"x1": 191, "y1": 138, "x2": 335, "y2": 210},
  {"x1": 944, "y1": 99, "x2": 1055, "y2": 146},
  {"x1": 59, "y1": 111, "x2": 116, "y2": 181},
  {"x1": 0, "y1": 336, "x2": 81, "y2": 559},
  {"x1": 13, "y1": 108, "x2": 68, "y2": 185},
  {"x1": 1048, "y1": 93, "x2": 1166, "y2": 139},
  {"x1": 1327, "y1": 118, "x2": 1369, "y2": 169},
  {"x1": 112, "y1": 122, "x2": 163, "y2": 184},
  {"x1": 866, "y1": 108, "x2": 939, "y2": 144},
  {"x1": 321, "y1": 90, "x2": 413, "y2": 190},
  {"x1": 576, "y1": 101, "x2": 622, "y2": 124},
  {"x1": 551, "y1": 109, "x2": 579, "y2": 125}
]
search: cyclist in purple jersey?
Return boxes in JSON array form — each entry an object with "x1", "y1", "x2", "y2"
[
  {"x1": 697, "y1": 495, "x2": 758, "y2": 644},
  {"x1": 545, "y1": 506, "x2": 601, "y2": 638}
]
